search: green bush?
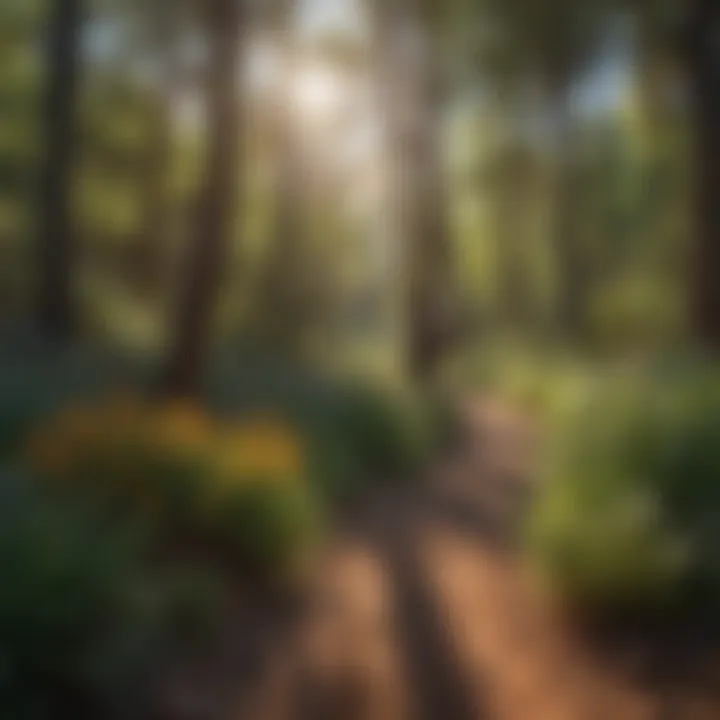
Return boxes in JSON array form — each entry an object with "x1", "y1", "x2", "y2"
[
  {"x1": 0, "y1": 345, "x2": 146, "y2": 463},
  {"x1": 333, "y1": 386, "x2": 429, "y2": 473},
  {"x1": 527, "y1": 366, "x2": 720, "y2": 614},
  {"x1": 0, "y1": 469, "x2": 231, "y2": 718},
  {"x1": 308, "y1": 383, "x2": 441, "y2": 496},
  {"x1": 209, "y1": 355, "x2": 441, "y2": 496},
  {"x1": 488, "y1": 353, "x2": 594, "y2": 424},
  {"x1": 0, "y1": 471, "x2": 159, "y2": 717},
  {"x1": 216, "y1": 480, "x2": 321, "y2": 578},
  {"x1": 27, "y1": 398, "x2": 322, "y2": 579}
]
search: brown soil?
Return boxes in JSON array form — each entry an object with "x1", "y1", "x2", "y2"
[{"x1": 158, "y1": 402, "x2": 720, "y2": 720}]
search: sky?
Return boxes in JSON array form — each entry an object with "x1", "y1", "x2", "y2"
[{"x1": 299, "y1": 0, "x2": 366, "y2": 37}]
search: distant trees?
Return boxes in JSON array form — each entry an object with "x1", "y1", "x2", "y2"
[
  {"x1": 36, "y1": 0, "x2": 84, "y2": 342},
  {"x1": 23, "y1": 0, "x2": 720, "y2": 380},
  {"x1": 161, "y1": 0, "x2": 245, "y2": 395},
  {"x1": 477, "y1": 0, "x2": 615, "y2": 340}
]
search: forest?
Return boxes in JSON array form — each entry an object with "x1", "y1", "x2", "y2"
[{"x1": 1, "y1": 0, "x2": 720, "y2": 718}]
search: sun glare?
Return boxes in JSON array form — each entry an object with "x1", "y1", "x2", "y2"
[{"x1": 294, "y1": 64, "x2": 343, "y2": 119}]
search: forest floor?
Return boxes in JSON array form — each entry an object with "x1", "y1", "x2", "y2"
[{"x1": 159, "y1": 401, "x2": 720, "y2": 720}]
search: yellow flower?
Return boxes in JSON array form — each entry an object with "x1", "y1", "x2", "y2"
[
  {"x1": 218, "y1": 417, "x2": 304, "y2": 482},
  {"x1": 152, "y1": 402, "x2": 213, "y2": 448},
  {"x1": 100, "y1": 393, "x2": 147, "y2": 432}
]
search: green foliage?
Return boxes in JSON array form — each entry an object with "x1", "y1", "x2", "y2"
[
  {"x1": 322, "y1": 384, "x2": 438, "y2": 479},
  {"x1": 468, "y1": 344, "x2": 594, "y2": 422},
  {"x1": 27, "y1": 395, "x2": 321, "y2": 580},
  {"x1": 215, "y1": 480, "x2": 321, "y2": 578},
  {"x1": 0, "y1": 349, "x2": 434, "y2": 585},
  {"x1": 0, "y1": 469, "x2": 219, "y2": 718},
  {"x1": 209, "y1": 355, "x2": 442, "y2": 497},
  {"x1": 0, "y1": 344, "x2": 148, "y2": 462},
  {"x1": 527, "y1": 364, "x2": 720, "y2": 614}
]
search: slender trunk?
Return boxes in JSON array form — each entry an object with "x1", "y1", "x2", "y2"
[
  {"x1": 371, "y1": 0, "x2": 407, "y2": 373},
  {"x1": 36, "y1": 0, "x2": 84, "y2": 342},
  {"x1": 135, "y1": 92, "x2": 173, "y2": 299},
  {"x1": 135, "y1": 3, "x2": 184, "y2": 302},
  {"x1": 687, "y1": 0, "x2": 720, "y2": 349},
  {"x1": 259, "y1": 1, "x2": 306, "y2": 347},
  {"x1": 161, "y1": 0, "x2": 243, "y2": 396},
  {"x1": 636, "y1": 7, "x2": 668, "y2": 143},
  {"x1": 494, "y1": 166, "x2": 529, "y2": 332},
  {"x1": 373, "y1": 0, "x2": 453, "y2": 381},
  {"x1": 407, "y1": 83, "x2": 453, "y2": 380},
  {"x1": 548, "y1": 86, "x2": 586, "y2": 341},
  {"x1": 136, "y1": 10, "x2": 181, "y2": 299}
]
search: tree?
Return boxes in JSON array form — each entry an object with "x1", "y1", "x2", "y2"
[
  {"x1": 371, "y1": 0, "x2": 456, "y2": 380},
  {"x1": 0, "y1": 1, "x2": 42, "y2": 317},
  {"x1": 161, "y1": 0, "x2": 245, "y2": 396},
  {"x1": 36, "y1": 0, "x2": 85, "y2": 342},
  {"x1": 256, "y1": 0, "x2": 308, "y2": 348},
  {"x1": 685, "y1": 0, "x2": 720, "y2": 348},
  {"x1": 133, "y1": 0, "x2": 187, "y2": 300}
]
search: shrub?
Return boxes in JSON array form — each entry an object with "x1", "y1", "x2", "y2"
[
  {"x1": 333, "y1": 387, "x2": 427, "y2": 472},
  {"x1": 214, "y1": 480, "x2": 320, "y2": 578},
  {"x1": 527, "y1": 366, "x2": 720, "y2": 615},
  {"x1": 0, "y1": 469, "x2": 232, "y2": 719},
  {"x1": 307, "y1": 383, "x2": 440, "y2": 496},
  {"x1": 209, "y1": 417, "x2": 322, "y2": 576},
  {"x1": 486, "y1": 352, "x2": 594, "y2": 424},
  {"x1": 0, "y1": 470, "x2": 159, "y2": 717},
  {"x1": 26, "y1": 398, "x2": 321, "y2": 579},
  {"x1": 0, "y1": 345, "x2": 147, "y2": 463}
]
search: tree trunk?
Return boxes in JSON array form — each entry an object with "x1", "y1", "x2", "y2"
[
  {"x1": 373, "y1": 0, "x2": 454, "y2": 382},
  {"x1": 161, "y1": 0, "x2": 244, "y2": 397},
  {"x1": 258, "y1": 0, "x2": 307, "y2": 348},
  {"x1": 406, "y1": 88, "x2": 454, "y2": 380},
  {"x1": 687, "y1": 0, "x2": 720, "y2": 349},
  {"x1": 36, "y1": 0, "x2": 84, "y2": 342},
  {"x1": 548, "y1": 86, "x2": 586, "y2": 341},
  {"x1": 135, "y1": 92, "x2": 173, "y2": 299},
  {"x1": 494, "y1": 158, "x2": 532, "y2": 333},
  {"x1": 134, "y1": 6, "x2": 180, "y2": 302}
]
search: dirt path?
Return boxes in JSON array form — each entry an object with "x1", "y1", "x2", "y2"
[{"x1": 172, "y1": 403, "x2": 720, "y2": 720}]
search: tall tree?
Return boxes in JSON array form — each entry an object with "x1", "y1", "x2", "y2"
[
  {"x1": 257, "y1": 0, "x2": 307, "y2": 348},
  {"x1": 161, "y1": 0, "x2": 244, "y2": 396},
  {"x1": 685, "y1": 0, "x2": 720, "y2": 348},
  {"x1": 372, "y1": 0, "x2": 455, "y2": 380},
  {"x1": 133, "y1": 0, "x2": 185, "y2": 300},
  {"x1": 36, "y1": 0, "x2": 84, "y2": 342}
]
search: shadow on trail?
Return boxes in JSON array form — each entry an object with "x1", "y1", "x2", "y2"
[
  {"x1": 286, "y1": 499, "x2": 492, "y2": 720},
  {"x1": 382, "y1": 529, "x2": 489, "y2": 720},
  {"x1": 184, "y1": 402, "x2": 720, "y2": 720}
]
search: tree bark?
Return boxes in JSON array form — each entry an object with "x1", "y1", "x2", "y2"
[
  {"x1": 687, "y1": 0, "x2": 720, "y2": 349},
  {"x1": 547, "y1": 83, "x2": 587, "y2": 341},
  {"x1": 258, "y1": 0, "x2": 307, "y2": 348},
  {"x1": 36, "y1": 0, "x2": 84, "y2": 342},
  {"x1": 134, "y1": 93, "x2": 173, "y2": 299},
  {"x1": 134, "y1": 7, "x2": 179, "y2": 302},
  {"x1": 373, "y1": 0, "x2": 454, "y2": 382},
  {"x1": 161, "y1": 0, "x2": 244, "y2": 396}
]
